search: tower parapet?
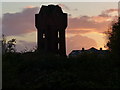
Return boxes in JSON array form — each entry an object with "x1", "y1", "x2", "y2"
[{"x1": 35, "y1": 5, "x2": 67, "y2": 56}]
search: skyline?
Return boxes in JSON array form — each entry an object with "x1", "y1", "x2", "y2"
[{"x1": 2, "y1": 2, "x2": 118, "y2": 54}]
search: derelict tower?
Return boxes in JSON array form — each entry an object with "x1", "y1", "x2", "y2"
[{"x1": 35, "y1": 5, "x2": 67, "y2": 56}]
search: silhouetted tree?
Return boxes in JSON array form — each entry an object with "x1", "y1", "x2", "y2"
[
  {"x1": 2, "y1": 34, "x2": 7, "y2": 54},
  {"x1": 107, "y1": 17, "x2": 120, "y2": 57},
  {"x1": 6, "y1": 38, "x2": 16, "y2": 53},
  {"x1": 2, "y1": 34, "x2": 16, "y2": 53}
]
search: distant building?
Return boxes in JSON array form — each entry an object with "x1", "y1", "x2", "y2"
[{"x1": 69, "y1": 47, "x2": 109, "y2": 57}]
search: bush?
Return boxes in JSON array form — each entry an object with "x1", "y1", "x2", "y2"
[{"x1": 2, "y1": 52, "x2": 120, "y2": 89}]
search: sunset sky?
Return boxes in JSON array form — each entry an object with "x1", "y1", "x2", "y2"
[{"x1": 2, "y1": 2, "x2": 118, "y2": 54}]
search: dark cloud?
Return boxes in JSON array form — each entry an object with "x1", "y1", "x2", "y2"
[
  {"x1": 99, "y1": 8, "x2": 119, "y2": 17},
  {"x1": 0, "y1": 18, "x2": 2, "y2": 37},
  {"x1": 67, "y1": 15, "x2": 113, "y2": 34},
  {"x1": 67, "y1": 8, "x2": 118, "y2": 34},
  {"x1": 68, "y1": 16, "x2": 91, "y2": 29},
  {"x1": 103, "y1": 8, "x2": 118, "y2": 14},
  {"x1": 3, "y1": 7, "x2": 39, "y2": 36},
  {"x1": 2, "y1": 7, "x2": 116, "y2": 54},
  {"x1": 3, "y1": 6, "x2": 117, "y2": 37},
  {"x1": 66, "y1": 35, "x2": 97, "y2": 54}
]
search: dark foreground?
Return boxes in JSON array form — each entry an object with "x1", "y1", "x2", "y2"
[{"x1": 3, "y1": 52, "x2": 120, "y2": 89}]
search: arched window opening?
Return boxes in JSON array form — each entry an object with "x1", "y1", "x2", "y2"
[
  {"x1": 58, "y1": 31, "x2": 59, "y2": 38},
  {"x1": 58, "y1": 43, "x2": 60, "y2": 50},
  {"x1": 43, "y1": 34, "x2": 45, "y2": 38}
]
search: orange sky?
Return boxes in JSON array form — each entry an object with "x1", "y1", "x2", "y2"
[{"x1": 2, "y1": 2, "x2": 118, "y2": 54}]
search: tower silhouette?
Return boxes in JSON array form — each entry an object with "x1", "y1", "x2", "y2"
[{"x1": 35, "y1": 5, "x2": 67, "y2": 56}]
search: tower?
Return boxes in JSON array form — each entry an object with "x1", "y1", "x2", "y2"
[{"x1": 35, "y1": 5, "x2": 67, "y2": 56}]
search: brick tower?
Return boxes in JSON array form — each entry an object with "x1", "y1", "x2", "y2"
[{"x1": 35, "y1": 5, "x2": 67, "y2": 56}]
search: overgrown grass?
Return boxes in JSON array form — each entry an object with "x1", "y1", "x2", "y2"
[{"x1": 2, "y1": 52, "x2": 120, "y2": 89}]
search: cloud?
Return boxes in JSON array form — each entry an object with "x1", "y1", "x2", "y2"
[
  {"x1": 25, "y1": 5, "x2": 36, "y2": 9},
  {"x1": 67, "y1": 15, "x2": 112, "y2": 34},
  {"x1": 67, "y1": 29, "x2": 92, "y2": 34},
  {"x1": 2, "y1": 7, "x2": 117, "y2": 54},
  {"x1": 15, "y1": 34, "x2": 97, "y2": 54},
  {"x1": 16, "y1": 40, "x2": 36, "y2": 52},
  {"x1": 3, "y1": 6, "x2": 117, "y2": 37},
  {"x1": 90, "y1": 16, "x2": 111, "y2": 23},
  {"x1": 3, "y1": 7, "x2": 39, "y2": 36},
  {"x1": 58, "y1": 4, "x2": 70, "y2": 11},
  {"x1": 68, "y1": 8, "x2": 119, "y2": 34},
  {"x1": 99, "y1": 8, "x2": 119, "y2": 18},
  {"x1": 2, "y1": 7, "x2": 118, "y2": 54},
  {"x1": 66, "y1": 8, "x2": 118, "y2": 35},
  {"x1": 0, "y1": 18, "x2": 2, "y2": 37},
  {"x1": 103, "y1": 8, "x2": 119, "y2": 14},
  {"x1": 66, "y1": 35, "x2": 97, "y2": 54},
  {"x1": 0, "y1": 18, "x2": 1, "y2": 25}
]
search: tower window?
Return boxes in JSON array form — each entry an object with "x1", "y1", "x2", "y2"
[
  {"x1": 58, "y1": 31, "x2": 59, "y2": 38},
  {"x1": 43, "y1": 34, "x2": 45, "y2": 38},
  {"x1": 58, "y1": 43, "x2": 60, "y2": 50}
]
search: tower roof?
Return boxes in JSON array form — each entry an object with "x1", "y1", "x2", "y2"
[{"x1": 39, "y1": 5, "x2": 63, "y2": 15}]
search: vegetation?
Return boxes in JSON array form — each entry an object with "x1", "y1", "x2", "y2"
[
  {"x1": 2, "y1": 34, "x2": 16, "y2": 54},
  {"x1": 106, "y1": 17, "x2": 120, "y2": 58},
  {"x1": 2, "y1": 17, "x2": 120, "y2": 89},
  {"x1": 3, "y1": 51, "x2": 120, "y2": 89}
]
